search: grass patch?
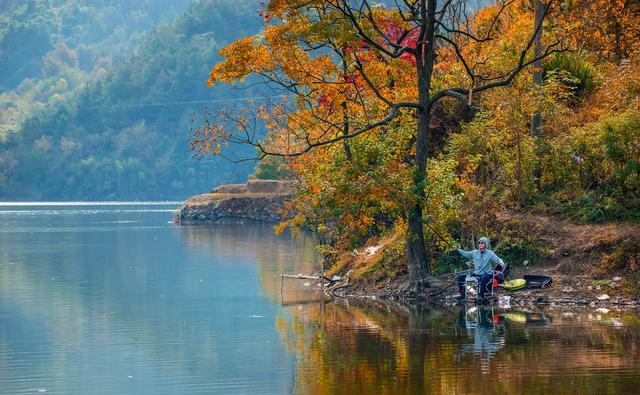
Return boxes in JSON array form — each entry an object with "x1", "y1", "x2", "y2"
[{"x1": 592, "y1": 279, "x2": 613, "y2": 287}]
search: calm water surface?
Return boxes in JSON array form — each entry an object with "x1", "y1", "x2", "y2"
[{"x1": 0, "y1": 203, "x2": 638, "y2": 394}]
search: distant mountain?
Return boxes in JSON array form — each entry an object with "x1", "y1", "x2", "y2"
[
  {"x1": 0, "y1": 0, "x2": 191, "y2": 91},
  {"x1": 0, "y1": 0, "x2": 193, "y2": 138},
  {"x1": 0, "y1": 0, "x2": 263, "y2": 200}
]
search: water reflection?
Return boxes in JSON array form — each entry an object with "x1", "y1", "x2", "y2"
[
  {"x1": 278, "y1": 300, "x2": 640, "y2": 395},
  {"x1": 0, "y1": 208, "x2": 320, "y2": 395},
  {"x1": 458, "y1": 306, "x2": 506, "y2": 373},
  {"x1": 1, "y1": 205, "x2": 639, "y2": 395},
  {"x1": 177, "y1": 223, "x2": 322, "y2": 303}
]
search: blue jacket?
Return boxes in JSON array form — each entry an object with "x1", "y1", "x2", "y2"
[{"x1": 456, "y1": 248, "x2": 503, "y2": 276}]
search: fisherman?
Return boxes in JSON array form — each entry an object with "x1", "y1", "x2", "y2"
[{"x1": 451, "y1": 237, "x2": 505, "y2": 301}]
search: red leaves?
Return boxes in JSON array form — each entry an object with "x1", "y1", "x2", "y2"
[
  {"x1": 318, "y1": 93, "x2": 332, "y2": 108},
  {"x1": 382, "y1": 19, "x2": 418, "y2": 65}
]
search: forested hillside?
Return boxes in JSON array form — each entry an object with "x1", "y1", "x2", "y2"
[
  {"x1": 0, "y1": 0, "x2": 261, "y2": 200},
  {"x1": 0, "y1": 0, "x2": 193, "y2": 136}
]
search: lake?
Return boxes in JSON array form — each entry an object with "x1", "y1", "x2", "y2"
[{"x1": 0, "y1": 203, "x2": 638, "y2": 394}]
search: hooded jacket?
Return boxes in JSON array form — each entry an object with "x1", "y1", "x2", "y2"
[{"x1": 456, "y1": 237, "x2": 504, "y2": 275}]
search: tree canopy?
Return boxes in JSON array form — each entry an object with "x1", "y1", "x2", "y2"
[{"x1": 193, "y1": 0, "x2": 579, "y2": 283}]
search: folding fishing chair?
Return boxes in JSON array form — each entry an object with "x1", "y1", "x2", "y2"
[
  {"x1": 494, "y1": 262, "x2": 510, "y2": 283},
  {"x1": 468, "y1": 261, "x2": 512, "y2": 302},
  {"x1": 463, "y1": 271, "x2": 496, "y2": 302}
]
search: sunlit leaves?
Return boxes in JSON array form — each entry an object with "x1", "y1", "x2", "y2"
[
  {"x1": 207, "y1": 37, "x2": 275, "y2": 86},
  {"x1": 197, "y1": 0, "x2": 640, "y2": 273}
]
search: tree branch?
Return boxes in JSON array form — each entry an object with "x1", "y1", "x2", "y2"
[
  {"x1": 431, "y1": 1, "x2": 561, "y2": 105},
  {"x1": 257, "y1": 101, "x2": 420, "y2": 158}
]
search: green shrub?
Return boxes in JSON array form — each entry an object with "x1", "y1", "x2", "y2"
[
  {"x1": 600, "y1": 109, "x2": 640, "y2": 194},
  {"x1": 564, "y1": 191, "x2": 624, "y2": 222},
  {"x1": 253, "y1": 155, "x2": 292, "y2": 180},
  {"x1": 448, "y1": 112, "x2": 537, "y2": 202},
  {"x1": 540, "y1": 108, "x2": 640, "y2": 222},
  {"x1": 544, "y1": 51, "x2": 599, "y2": 98}
]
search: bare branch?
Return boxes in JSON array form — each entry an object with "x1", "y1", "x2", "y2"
[
  {"x1": 257, "y1": 101, "x2": 420, "y2": 158},
  {"x1": 335, "y1": 0, "x2": 416, "y2": 58},
  {"x1": 435, "y1": 33, "x2": 474, "y2": 81},
  {"x1": 353, "y1": 57, "x2": 393, "y2": 106},
  {"x1": 429, "y1": 88, "x2": 467, "y2": 104}
]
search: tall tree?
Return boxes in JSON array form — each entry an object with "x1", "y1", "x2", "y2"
[
  {"x1": 531, "y1": 0, "x2": 543, "y2": 137},
  {"x1": 193, "y1": 0, "x2": 562, "y2": 289}
]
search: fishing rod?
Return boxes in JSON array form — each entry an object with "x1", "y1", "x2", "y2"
[
  {"x1": 421, "y1": 218, "x2": 458, "y2": 250},
  {"x1": 431, "y1": 269, "x2": 470, "y2": 278},
  {"x1": 357, "y1": 169, "x2": 477, "y2": 284}
]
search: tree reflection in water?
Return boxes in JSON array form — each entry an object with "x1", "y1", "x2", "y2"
[{"x1": 276, "y1": 300, "x2": 640, "y2": 395}]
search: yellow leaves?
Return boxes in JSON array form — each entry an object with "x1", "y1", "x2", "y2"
[
  {"x1": 266, "y1": 0, "x2": 324, "y2": 19},
  {"x1": 359, "y1": 215, "x2": 375, "y2": 229},
  {"x1": 434, "y1": 1, "x2": 565, "y2": 89},
  {"x1": 207, "y1": 37, "x2": 274, "y2": 87},
  {"x1": 558, "y1": 0, "x2": 640, "y2": 61},
  {"x1": 234, "y1": 116, "x2": 249, "y2": 132},
  {"x1": 274, "y1": 220, "x2": 288, "y2": 235},
  {"x1": 189, "y1": 122, "x2": 230, "y2": 157}
]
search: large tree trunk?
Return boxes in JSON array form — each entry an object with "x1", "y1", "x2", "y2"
[
  {"x1": 405, "y1": 105, "x2": 432, "y2": 284},
  {"x1": 404, "y1": 0, "x2": 436, "y2": 286},
  {"x1": 406, "y1": 204, "x2": 431, "y2": 281}
]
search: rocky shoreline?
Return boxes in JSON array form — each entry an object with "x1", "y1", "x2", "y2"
[
  {"x1": 341, "y1": 272, "x2": 640, "y2": 310},
  {"x1": 176, "y1": 179, "x2": 294, "y2": 224},
  {"x1": 319, "y1": 209, "x2": 640, "y2": 309}
]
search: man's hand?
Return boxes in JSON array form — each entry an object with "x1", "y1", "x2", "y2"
[{"x1": 450, "y1": 247, "x2": 458, "y2": 253}]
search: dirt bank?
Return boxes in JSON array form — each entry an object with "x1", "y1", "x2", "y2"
[
  {"x1": 328, "y1": 212, "x2": 640, "y2": 306},
  {"x1": 494, "y1": 212, "x2": 640, "y2": 275}
]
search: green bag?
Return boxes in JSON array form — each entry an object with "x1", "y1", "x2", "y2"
[{"x1": 503, "y1": 279, "x2": 526, "y2": 291}]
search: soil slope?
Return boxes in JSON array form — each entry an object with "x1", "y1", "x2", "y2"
[{"x1": 337, "y1": 212, "x2": 640, "y2": 306}]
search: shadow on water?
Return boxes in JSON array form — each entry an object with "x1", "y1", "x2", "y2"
[{"x1": 277, "y1": 299, "x2": 640, "y2": 395}]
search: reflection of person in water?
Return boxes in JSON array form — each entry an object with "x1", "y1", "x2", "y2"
[{"x1": 458, "y1": 306, "x2": 506, "y2": 374}]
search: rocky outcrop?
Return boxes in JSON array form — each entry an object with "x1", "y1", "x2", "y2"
[{"x1": 176, "y1": 179, "x2": 294, "y2": 223}]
